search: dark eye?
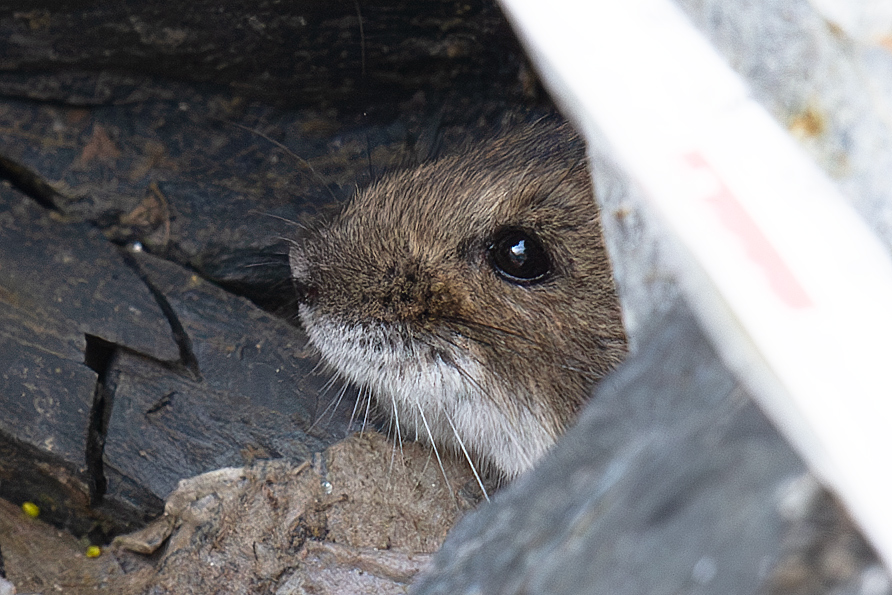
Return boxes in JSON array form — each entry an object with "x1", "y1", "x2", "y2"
[{"x1": 488, "y1": 228, "x2": 551, "y2": 284}]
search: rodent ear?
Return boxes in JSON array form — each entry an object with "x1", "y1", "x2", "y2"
[{"x1": 289, "y1": 245, "x2": 310, "y2": 281}]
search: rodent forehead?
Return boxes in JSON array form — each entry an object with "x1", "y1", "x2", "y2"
[
  {"x1": 342, "y1": 157, "x2": 597, "y2": 251},
  {"x1": 299, "y1": 119, "x2": 613, "y2": 322},
  {"x1": 314, "y1": 177, "x2": 612, "y2": 320}
]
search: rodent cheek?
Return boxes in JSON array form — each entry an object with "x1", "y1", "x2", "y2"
[{"x1": 427, "y1": 271, "x2": 480, "y2": 318}]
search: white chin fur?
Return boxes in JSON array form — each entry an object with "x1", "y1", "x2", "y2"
[{"x1": 300, "y1": 305, "x2": 556, "y2": 478}]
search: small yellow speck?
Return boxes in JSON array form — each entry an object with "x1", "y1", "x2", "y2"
[
  {"x1": 789, "y1": 107, "x2": 825, "y2": 138},
  {"x1": 22, "y1": 501, "x2": 40, "y2": 517},
  {"x1": 86, "y1": 545, "x2": 101, "y2": 558}
]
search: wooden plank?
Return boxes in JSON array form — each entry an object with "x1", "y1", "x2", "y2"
[
  {"x1": 0, "y1": 1, "x2": 528, "y2": 109},
  {"x1": 0, "y1": 334, "x2": 99, "y2": 536},
  {"x1": 414, "y1": 302, "x2": 840, "y2": 594},
  {"x1": 0, "y1": 188, "x2": 184, "y2": 537},
  {"x1": 101, "y1": 252, "x2": 355, "y2": 518},
  {"x1": 0, "y1": 189, "x2": 179, "y2": 362}
]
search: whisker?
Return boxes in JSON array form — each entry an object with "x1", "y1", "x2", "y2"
[
  {"x1": 387, "y1": 414, "x2": 397, "y2": 480},
  {"x1": 414, "y1": 400, "x2": 455, "y2": 504},
  {"x1": 433, "y1": 339, "x2": 535, "y2": 475},
  {"x1": 308, "y1": 376, "x2": 352, "y2": 432},
  {"x1": 349, "y1": 384, "x2": 365, "y2": 431},
  {"x1": 362, "y1": 384, "x2": 374, "y2": 433},
  {"x1": 270, "y1": 235, "x2": 302, "y2": 249},
  {"x1": 318, "y1": 369, "x2": 342, "y2": 396},
  {"x1": 238, "y1": 260, "x2": 291, "y2": 269},
  {"x1": 307, "y1": 357, "x2": 328, "y2": 377},
  {"x1": 446, "y1": 359, "x2": 532, "y2": 470},
  {"x1": 390, "y1": 390, "x2": 405, "y2": 461},
  {"x1": 385, "y1": 390, "x2": 407, "y2": 494},
  {"x1": 442, "y1": 317, "x2": 614, "y2": 381},
  {"x1": 329, "y1": 381, "x2": 352, "y2": 418},
  {"x1": 247, "y1": 209, "x2": 308, "y2": 230},
  {"x1": 214, "y1": 118, "x2": 340, "y2": 203},
  {"x1": 442, "y1": 316, "x2": 535, "y2": 345},
  {"x1": 442, "y1": 405, "x2": 489, "y2": 502},
  {"x1": 353, "y1": 0, "x2": 366, "y2": 80}
]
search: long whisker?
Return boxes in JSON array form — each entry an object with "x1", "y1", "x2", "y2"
[
  {"x1": 318, "y1": 369, "x2": 342, "y2": 396},
  {"x1": 441, "y1": 316, "x2": 536, "y2": 345},
  {"x1": 308, "y1": 377, "x2": 352, "y2": 432},
  {"x1": 414, "y1": 399, "x2": 455, "y2": 504},
  {"x1": 353, "y1": 0, "x2": 366, "y2": 80},
  {"x1": 214, "y1": 118, "x2": 340, "y2": 203},
  {"x1": 307, "y1": 356, "x2": 328, "y2": 377},
  {"x1": 442, "y1": 407, "x2": 489, "y2": 502},
  {"x1": 270, "y1": 235, "x2": 301, "y2": 249},
  {"x1": 443, "y1": 356, "x2": 533, "y2": 473},
  {"x1": 362, "y1": 384, "x2": 374, "y2": 433},
  {"x1": 247, "y1": 209, "x2": 308, "y2": 230},
  {"x1": 409, "y1": 334, "x2": 520, "y2": 493},
  {"x1": 237, "y1": 260, "x2": 291, "y2": 269},
  {"x1": 390, "y1": 390, "x2": 405, "y2": 461},
  {"x1": 386, "y1": 390, "x2": 406, "y2": 486},
  {"x1": 349, "y1": 384, "x2": 366, "y2": 431}
]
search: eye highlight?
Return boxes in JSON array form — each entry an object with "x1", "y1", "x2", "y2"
[{"x1": 487, "y1": 227, "x2": 551, "y2": 284}]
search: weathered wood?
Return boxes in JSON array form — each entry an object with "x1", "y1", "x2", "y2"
[
  {"x1": 0, "y1": 189, "x2": 178, "y2": 362},
  {"x1": 0, "y1": 0, "x2": 530, "y2": 109},
  {"x1": 0, "y1": 187, "x2": 182, "y2": 536},
  {"x1": 0, "y1": 338, "x2": 96, "y2": 535},
  {"x1": 0, "y1": 0, "x2": 545, "y2": 576},
  {"x1": 0, "y1": 91, "x2": 437, "y2": 263},
  {"x1": 0, "y1": 0, "x2": 525, "y2": 539},
  {"x1": 0, "y1": 188, "x2": 358, "y2": 538},
  {"x1": 102, "y1": 252, "x2": 355, "y2": 520}
]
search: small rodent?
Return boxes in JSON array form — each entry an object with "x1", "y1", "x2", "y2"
[{"x1": 289, "y1": 118, "x2": 627, "y2": 480}]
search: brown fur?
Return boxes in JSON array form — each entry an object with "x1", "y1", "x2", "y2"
[{"x1": 290, "y1": 119, "x2": 626, "y2": 479}]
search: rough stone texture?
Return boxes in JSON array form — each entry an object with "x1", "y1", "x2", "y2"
[
  {"x1": 412, "y1": 302, "x2": 884, "y2": 595},
  {"x1": 412, "y1": 302, "x2": 798, "y2": 594}
]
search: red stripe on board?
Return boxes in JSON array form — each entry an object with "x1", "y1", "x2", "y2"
[{"x1": 685, "y1": 153, "x2": 813, "y2": 309}]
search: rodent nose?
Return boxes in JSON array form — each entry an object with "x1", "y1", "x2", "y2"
[
  {"x1": 289, "y1": 245, "x2": 310, "y2": 283},
  {"x1": 288, "y1": 245, "x2": 317, "y2": 305}
]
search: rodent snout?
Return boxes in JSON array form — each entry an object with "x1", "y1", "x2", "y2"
[
  {"x1": 291, "y1": 232, "x2": 459, "y2": 326},
  {"x1": 288, "y1": 244, "x2": 318, "y2": 305},
  {"x1": 286, "y1": 119, "x2": 628, "y2": 480}
]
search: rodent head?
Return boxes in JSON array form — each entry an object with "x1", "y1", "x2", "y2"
[{"x1": 290, "y1": 119, "x2": 626, "y2": 479}]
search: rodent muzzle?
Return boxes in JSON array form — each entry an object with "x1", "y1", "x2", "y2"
[
  {"x1": 285, "y1": 119, "x2": 628, "y2": 480},
  {"x1": 291, "y1": 239, "x2": 461, "y2": 327}
]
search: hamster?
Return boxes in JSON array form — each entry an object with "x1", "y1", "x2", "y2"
[{"x1": 289, "y1": 119, "x2": 627, "y2": 480}]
